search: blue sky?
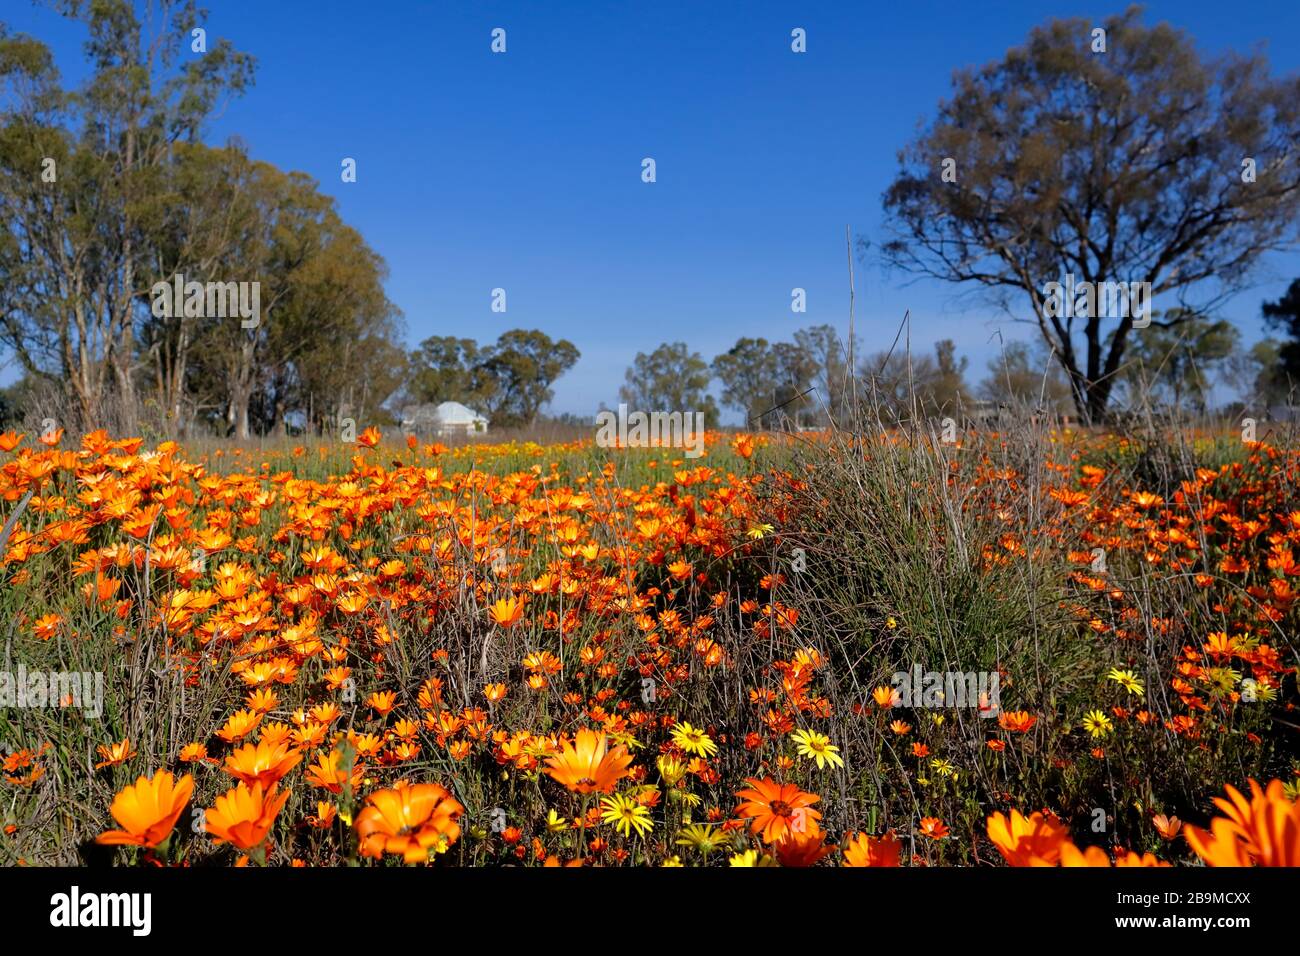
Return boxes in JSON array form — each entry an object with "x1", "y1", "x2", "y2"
[{"x1": 4, "y1": 0, "x2": 1298, "y2": 421}]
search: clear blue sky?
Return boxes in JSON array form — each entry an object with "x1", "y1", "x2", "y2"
[{"x1": 5, "y1": 0, "x2": 1299, "y2": 421}]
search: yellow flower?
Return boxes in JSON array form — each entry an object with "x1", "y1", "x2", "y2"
[
  {"x1": 729, "y1": 849, "x2": 776, "y2": 866},
  {"x1": 670, "y1": 721, "x2": 718, "y2": 759},
  {"x1": 929, "y1": 757, "x2": 957, "y2": 779},
  {"x1": 601, "y1": 793, "x2": 653, "y2": 838},
  {"x1": 746, "y1": 523, "x2": 774, "y2": 540},
  {"x1": 1106, "y1": 668, "x2": 1145, "y2": 696},
  {"x1": 657, "y1": 754, "x2": 687, "y2": 786},
  {"x1": 545, "y1": 809, "x2": 569, "y2": 833},
  {"x1": 661, "y1": 854, "x2": 684, "y2": 867},
  {"x1": 789, "y1": 728, "x2": 844, "y2": 770},
  {"x1": 676, "y1": 822, "x2": 728, "y2": 855},
  {"x1": 1082, "y1": 709, "x2": 1113, "y2": 738}
]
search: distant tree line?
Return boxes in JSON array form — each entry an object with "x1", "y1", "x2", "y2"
[
  {"x1": 608, "y1": 302, "x2": 1297, "y2": 429},
  {"x1": 0, "y1": 2, "x2": 585, "y2": 437},
  {"x1": 1, "y1": 4, "x2": 1296, "y2": 436},
  {"x1": 0, "y1": 1, "x2": 410, "y2": 438}
]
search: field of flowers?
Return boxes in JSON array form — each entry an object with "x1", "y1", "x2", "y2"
[{"x1": 1, "y1": 424, "x2": 1297, "y2": 867}]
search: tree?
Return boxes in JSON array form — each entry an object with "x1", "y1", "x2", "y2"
[
  {"x1": 712, "y1": 337, "x2": 777, "y2": 424},
  {"x1": 1262, "y1": 279, "x2": 1300, "y2": 385},
  {"x1": 0, "y1": 1, "x2": 254, "y2": 429},
  {"x1": 408, "y1": 336, "x2": 491, "y2": 408},
  {"x1": 767, "y1": 341, "x2": 817, "y2": 428},
  {"x1": 619, "y1": 341, "x2": 719, "y2": 427},
  {"x1": 859, "y1": 340, "x2": 968, "y2": 420},
  {"x1": 256, "y1": 208, "x2": 404, "y2": 435},
  {"x1": 1121, "y1": 313, "x2": 1238, "y2": 412},
  {"x1": 980, "y1": 340, "x2": 1072, "y2": 411},
  {"x1": 930, "y1": 339, "x2": 969, "y2": 412},
  {"x1": 132, "y1": 146, "x2": 400, "y2": 438},
  {"x1": 137, "y1": 141, "x2": 263, "y2": 432},
  {"x1": 793, "y1": 324, "x2": 851, "y2": 426},
  {"x1": 881, "y1": 8, "x2": 1300, "y2": 422},
  {"x1": 1226, "y1": 338, "x2": 1292, "y2": 408},
  {"x1": 477, "y1": 329, "x2": 579, "y2": 427}
]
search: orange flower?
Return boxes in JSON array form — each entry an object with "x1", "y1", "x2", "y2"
[
  {"x1": 1184, "y1": 779, "x2": 1300, "y2": 867},
  {"x1": 1059, "y1": 843, "x2": 1113, "y2": 867},
  {"x1": 354, "y1": 780, "x2": 464, "y2": 863},
  {"x1": 95, "y1": 771, "x2": 194, "y2": 848},
  {"x1": 309, "y1": 802, "x2": 338, "y2": 829},
  {"x1": 543, "y1": 728, "x2": 633, "y2": 794},
  {"x1": 918, "y1": 816, "x2": 949, "y2": 840},
  {"x1": 1152, "y1": 813, "x2": 1182, "y2": 841},
  {"x1": 205, "y1": 782, "x2": 289, "y2": 851},
  {"x1": 997, "y1": 710, "x2": 1038, "y2": 733},
  {"x1": 842, "y1": 831, "x2": 902, "y2": 867},
  {"x1": 986, "y1": 809, "x2": 1069, "y2": 866},
  {"x1": 222, "y1": 740, "x2": 303, "y2": 788},
  {"x1": 215, "y1": 709, "x2": 262, "y2": 743},
  {"x1": 735, "y1": 777, "x2": 821, "y2": 845},
  {"x1": 305, "y1": 748, "x2": 366, "y2": 793},
  {"x1": 775, "y1": 821, "x2": 835, "y2": 867},
  {"x1": 178, "y1": 742, "x2": 209, "y2": 763},
  {"x1": 872, "y1": 685, "x2": 899, "y2": 708},
  {"x1": 94, "y1": 739, "x2": 137, "y2": 769},
  {"x1": 488, "y1": 595, "x2": 526, "y2": 628}
]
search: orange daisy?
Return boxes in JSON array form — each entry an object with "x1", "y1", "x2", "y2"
[
  {"x1": 354, "y1": 780, "x2": 464, "y2": 863},
  {"x1": 734, "y1": 777, "x2": 822, "y2": 845},
  {"x1": 95, "y1": 771, "x2": 194, "y2": 848},
  {"x1": 543, "y1": 728, "x2": 633, "y2": 794},
  {"x1": 205, "y1": 782, "x2": 290, "y2": 851}
]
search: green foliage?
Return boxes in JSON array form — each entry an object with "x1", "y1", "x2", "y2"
[
  {"x1": 407, "y1": 330, "x2": 580, "y2": 428},
  {"x1": 980, "y1": 340, "x2": 1072, "y2": 411},
  {"x1": 0, "y1": 2, "x2": 401, "y2": 438},
  {"x1": 1122, "y1": 313, "x2": 1239, "y2": 411},
  {"x1": 1262, "y1": 279, "x2": 1300, "y2": 391},
  {"x1": 619, "y1": 341, "x2": 718, "y2": 427}
]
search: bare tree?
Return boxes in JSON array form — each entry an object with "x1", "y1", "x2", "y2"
[{"x1": 881, "y1": 7, "x2": 1300, "y2": 421}]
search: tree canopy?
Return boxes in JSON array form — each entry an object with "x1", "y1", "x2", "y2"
[{"x1": 882, "y1": 6, "x2": 1300, "y2": 421}]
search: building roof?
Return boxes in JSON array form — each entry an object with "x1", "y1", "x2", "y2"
[
  {"x1": 434, "y1": 401, "x2": 488, "y2": 425},
  {"x1": 401, "y1": 401, "x2": 489, "y2": 427}
]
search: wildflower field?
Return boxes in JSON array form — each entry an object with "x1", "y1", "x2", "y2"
[{"x1": 1, "y1": 423, "x2": 1298, "y2": 868}]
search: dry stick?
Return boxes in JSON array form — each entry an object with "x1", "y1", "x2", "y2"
[
  {"x1": 0, "y1": 489, "x2": 34, "y2": 561},
  {"x1": 845, "y1": 224, "x2": 857, "y2": 430}
]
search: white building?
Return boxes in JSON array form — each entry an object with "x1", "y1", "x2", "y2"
[{"x1": 401, "y1": 401, "x2": 489, "y2": 437}]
